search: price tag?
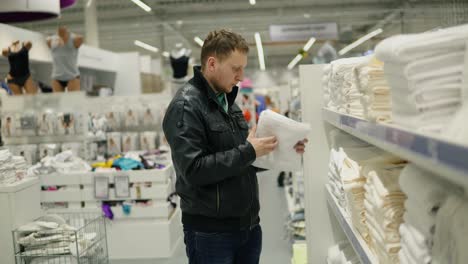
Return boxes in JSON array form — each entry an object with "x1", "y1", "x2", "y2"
[
  {"x1": 115, "y1": 175, "x2": 130, "y2": 198},
  {"x1": 94, "y1": 176, "x2": 109, "y2": 199}
]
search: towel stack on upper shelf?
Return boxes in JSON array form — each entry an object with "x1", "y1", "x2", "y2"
[
  {"x1": 323, "y1": 55, "x2": 392, "y2": 123},
  {"x1": 375, "y1": 24, "x2": 468, "y2": 134}
]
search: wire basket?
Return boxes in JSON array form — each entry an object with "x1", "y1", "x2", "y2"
[{"x1": 12, "y1": 212, "x2": 109, "y2": 264}]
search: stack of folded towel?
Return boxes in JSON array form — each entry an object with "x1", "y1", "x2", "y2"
[
  {"x1": 363, "y1": 163, "x2": 406, "y2": 264},
  {"x1": 432, "y1": 193, "x2": 468, "y2": 264},
  {"x1": 0, "y1": 149, "x2": 30, "y2": 185},
  {"x1": 354, "y1": 56, "x2": 392, "y2": 123},
  {"x1": 323, "y1": 55, "x2": 392, "y2": 123},
  {"x1": 375, "y1": 24, "x2": 468, "y2": 134},
  {"x1": 398, "y1": 164, "x2": 459, "y2": 264}
]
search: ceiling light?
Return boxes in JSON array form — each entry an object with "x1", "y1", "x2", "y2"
[
  {"x1": 194, "y1": 36, "x2": 204, "y2": 47},
  {"x1": 254, "y1": 32, "x2": 266, "y2": 71},
  {"x1": 86, "y1": 0, "x2": 93, "y2": 8},
  {"x1": 286, "y1": 37, "x2": 316, "y2": 70},
  {"x1": 287, "y1": 54, "x2": 302, "y2": 70},
  {"x1": 303, "y1": 13, "x2": 311, "y2": 18},
  {"x1": 131, "y1": 0, "x2": 151, "y2": 12},
  {"x1": 303, "y1": 37, "x2": 316, "y2": 52},
  {"x1": 134, "y1": 40, "x2": 158, "y2": 52},
  {"x1": 162, "y1": 51, "x2": 170, "y2": 58},
  {"x1": 176, "y1": 20, "x2": 183, "y2": 26},
  {"x1": 249, "y1": 0, "x2": 256, "y2": 5},
  {"x1": 338, "y1": 28, "x2": 383, "y2": 56}
]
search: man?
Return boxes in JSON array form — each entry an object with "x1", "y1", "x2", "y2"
[{"x1": 163, "y1": 29, "x2": 307, "y2": 264}]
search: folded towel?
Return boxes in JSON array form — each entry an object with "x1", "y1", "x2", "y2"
[
  {"x1": 399, "y1": 164, "x2": 454, "y2": 215},
  {"x1": 253, "y1": 110, "x2": 311, "y2": 171},
  {"x1": 375, "y1": 24, "x2": 468, "y2": 63},
  {"x1": 433, "y1": 194, "x2": 468, "y2": 264},
  {"x1": 399, "y1": 224, "x2": 431, "y2": 264}
]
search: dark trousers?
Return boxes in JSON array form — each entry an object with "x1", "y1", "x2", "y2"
[{"x1": 183, "y1": 225, "x2": 262, "y2": 264}]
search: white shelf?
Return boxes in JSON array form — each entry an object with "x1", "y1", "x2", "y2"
[
  {"x1": 322, "y1": 108, "x2": 468, "y2": 190},
  {"x1": 325, "y1": 185, "x2": 377, "y2": 264}
]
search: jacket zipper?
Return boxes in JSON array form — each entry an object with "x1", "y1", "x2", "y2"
[{"x1": 216, "y1": 184, "x2": 220, "y2": 214}]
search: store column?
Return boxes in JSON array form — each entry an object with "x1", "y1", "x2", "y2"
[{"x1": 84, "y1": 0, "x2": 99, "y2": 47}]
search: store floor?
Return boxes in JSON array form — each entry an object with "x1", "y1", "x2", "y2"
[{"x1": 110, "y1": 170, "x2": 292, "y2": 264}]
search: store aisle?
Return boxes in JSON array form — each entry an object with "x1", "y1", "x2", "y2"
[{"x1": 110, "y1": 170, "x2": 292, "y2": 264}]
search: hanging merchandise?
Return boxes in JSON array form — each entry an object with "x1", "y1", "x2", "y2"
[
  {"x1": 140, "y1": 132, "x2": 157, "y2": 151},
  {"x1": 37, "y1": 111, "x2": 56, "y2": 136},
  {"x1": 56, "y1": 112, "x2": 75, "y2": 135},
  {"x1": 123, "y1": 108, "x2": 140, "y2": 130},
  {"x1": 253, "y1": 110, "x2": 310, "y2": 171},
  {"x1": 107, "y1": 132, "x2": 122, "y2": 156},
  {"x1": 121, "y1": 133, "x2": 139, "y2": 153},
  {"x1": 105, "y1": 110, "x2": 122, "y2": 132},
  {"x1": 1, "y1": 113, "x2": 16, "y2": 137}
]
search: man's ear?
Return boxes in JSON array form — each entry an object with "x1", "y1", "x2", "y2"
[{"x1": 207, "y1": 56, "x2": 217, "y2": 72}]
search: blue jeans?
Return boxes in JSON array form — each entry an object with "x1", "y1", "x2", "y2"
[{"x1": 183, "y1": 225, "x2": 262, "y2": 264}]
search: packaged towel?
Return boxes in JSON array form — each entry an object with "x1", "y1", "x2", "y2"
[{"x1": 253, "y1": 110, "x2": 310, "y2": 171}]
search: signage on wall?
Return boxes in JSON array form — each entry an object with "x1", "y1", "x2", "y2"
[{"x1": 269, "y1": 23, "x2": 338, "y2": 41}]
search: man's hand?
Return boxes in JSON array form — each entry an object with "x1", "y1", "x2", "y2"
[
  {"x1": 247, "y1": 126, "x2": 278, "y2": 158},
  {"x1": 294, "y1": 138, "x2": 308, "y2": 154}
]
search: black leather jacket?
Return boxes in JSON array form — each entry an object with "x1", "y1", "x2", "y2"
[{"x1": 163, "y1": 66, "x2": 259, "y2": 231}]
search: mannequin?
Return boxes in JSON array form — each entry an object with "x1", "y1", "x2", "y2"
[
  {"x1": 1, "y1": 40, "x2": 37, "y2": 95},
  {"x1": 170, "y1": 43, "x2": 191, "y2": 79},
  {"x1": 47, "y1": 26, "x2": 83, "y2": 92}
]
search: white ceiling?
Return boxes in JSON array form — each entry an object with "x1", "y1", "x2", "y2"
[{"x1": 14, "y1": 0, "x2": 468, "y2": 71}]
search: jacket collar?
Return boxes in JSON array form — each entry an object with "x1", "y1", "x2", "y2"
[{"x1": 192, "y1": 66, "x2": 238, "y2": 108}]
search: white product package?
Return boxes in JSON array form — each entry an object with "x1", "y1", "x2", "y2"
[{"x1": 252, "y1": 110, "x2": 311, "y2": 171}]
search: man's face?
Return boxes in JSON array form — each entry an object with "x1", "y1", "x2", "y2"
[{"x1": 210, "y1": 50, "x2": 247, "y2": 93}]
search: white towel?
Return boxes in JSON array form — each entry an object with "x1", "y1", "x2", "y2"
[
  {"x1": 399, "y1": 164, "x2": 454, "y2": 214},
  {"x1": 375, "y1": 24, "x2": 468, "y2": 63},
  {"x1": 399, "y1": 224, "x2": 431, "y2": 264},
  {"x1": 432, "y1": 194, "x2": 468, "y2": 264},
  {"x1": 253, "y1": 110, "x2": 310, "y2": 171}
]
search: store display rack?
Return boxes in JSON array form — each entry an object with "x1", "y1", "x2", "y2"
[
  {"x1": 322, "y1": 108, "x2": 468, "y2": 190},
  {"x1": 325, "y1": 185, "x2": 377, "y2": 264}
]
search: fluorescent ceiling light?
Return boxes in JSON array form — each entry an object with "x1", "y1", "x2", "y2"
[
  {"x1": 249, "y1": 0, "x2": 256, "y2": 5},
  {"x1": 86, "y1": 0, "x2": 93, "y2": 8},
  {"x1": 286, "y1": 37, "x2": 316, "y2": 70},
  {"x1": 134, "y1": 40, "x2": 158, "y2": 52},
  {"x1": 194, "y1": 36, "x2": 204, "y2": 47},
  {"x1": 287, "y1": 54, "x2": 302, "y2": 70},
  {"x1": 254, "y1": 32, "x2": 266, "y2": 71},
  {"x1": 162, "y1": 51, "x2": 170, "y2": 58},
  {"x1": 338, "y1": 28, "x2": 383, "y2": 56},
  {"x1": 131, "y1": 0, "x2": 151, "y2": 12},
  {"x1": 303, "y1": 37, "x2": 316, "y2": 51}
]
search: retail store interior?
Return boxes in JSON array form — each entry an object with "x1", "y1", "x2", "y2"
[{"x1": 1, "y1": 0, "x2": 468, "y2": 263}]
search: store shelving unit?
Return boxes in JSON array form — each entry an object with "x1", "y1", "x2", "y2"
[
  {"x1": 299, "y1": 63, "x2": 468, "y2": 263},
  {"x1": 325, "y1": 185, "x2": 377, "y2": 264},
  {"x1": 322, "y1": 108, "x2": 468, "y2": 190}
]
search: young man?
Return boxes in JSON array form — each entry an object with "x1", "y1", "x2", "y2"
[{"x1": 163, "y1": 29, "x2": 307, "y2": 264}]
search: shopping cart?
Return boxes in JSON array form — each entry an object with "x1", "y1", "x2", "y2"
[{"x1": 12, "y1": 212, "x2": 109, "y2": 264}]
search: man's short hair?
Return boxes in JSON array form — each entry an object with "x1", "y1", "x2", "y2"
[{"x1": 201, "y1": 29, "x2": 249, "y2": 70}]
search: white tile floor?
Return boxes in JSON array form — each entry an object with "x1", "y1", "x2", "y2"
[{"x1": 110, "y1": 170, "x2": 292, "y2": 264}]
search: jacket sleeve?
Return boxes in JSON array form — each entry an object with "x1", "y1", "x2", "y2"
[{"x1": 163, "y1": 100, "x2": 257, "y2": 187}]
